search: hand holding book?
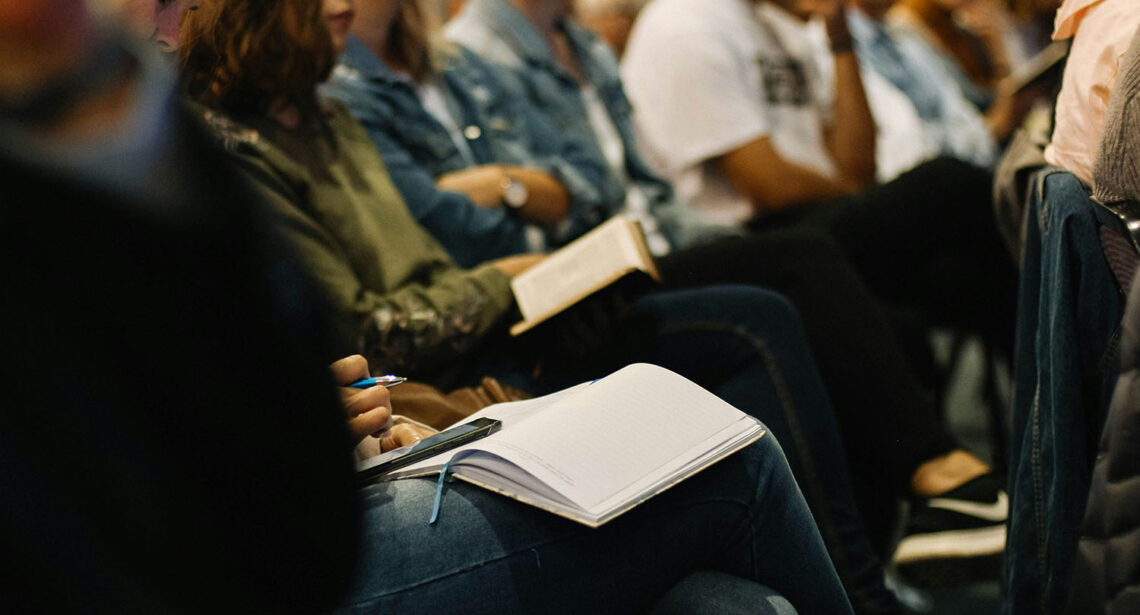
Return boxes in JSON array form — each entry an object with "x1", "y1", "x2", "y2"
[{"x1": 509, "y1": 214, "x2": 660, "y2": 336}]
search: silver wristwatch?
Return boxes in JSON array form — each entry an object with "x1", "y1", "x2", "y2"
[{"x1": 501, "y1": 174, "x2": 529, "y2": 210}]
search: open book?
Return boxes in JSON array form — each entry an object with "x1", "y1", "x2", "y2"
[
  {"x1": 510, "y1": 215, "x2": 660, "y2": 336},
  {"x1": 1007, "y1": 39, "x2": 1069, "y2": 94},
  {"x1": 371, "y1": 363, "x2": 765, "y2": 527}
]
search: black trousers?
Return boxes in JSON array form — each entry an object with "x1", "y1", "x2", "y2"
[
  {"x1": 752, "y1": 156, "x2": 1017, "y2": 358},
  {"x1": 660, "y1": 229, "x2": 957, "y2": 492},
  {"x1": 661, "y1": 156, "x2": 1014, "y2": 549}
]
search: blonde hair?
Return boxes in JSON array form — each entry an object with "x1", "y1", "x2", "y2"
[
  {"x1": 573, "y1": 0, "x2": 648, "y2": 19},
  {"x1": 388, "y1": 0, "x2": 453, "y2": 82}
]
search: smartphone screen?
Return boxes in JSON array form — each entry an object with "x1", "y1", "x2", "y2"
[{"x1": 356, "y1": 417, "x2": 502, "y2": 483}]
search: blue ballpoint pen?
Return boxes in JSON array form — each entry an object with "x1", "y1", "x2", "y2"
[{"x1": 348, "y1": 375, "x2": 407, "y2": 389}]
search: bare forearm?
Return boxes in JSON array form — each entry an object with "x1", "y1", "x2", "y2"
[
  {"x1": 828, "y1": 50, "x2": 876, "y2": 185},
  {"x1": 434, "y1": 164, "x2": 570, "y2": 227},
  {"x1": 823, "y1": 10, "x2": 876, "y2": 187},
  {"x1": 720, "y1": 138, "x2": 855, "y2": 214},
  {"x1": 503, "y1": 166, "x2": 571, "y2": 227},
  {"x1": 743, "y1": 164, "x2": 852, "y2": 212}
]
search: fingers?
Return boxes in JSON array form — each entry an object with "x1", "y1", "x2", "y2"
[
  {"x1": 329, "y1": 354, "x2": 370, "y2": 386},
  {"x1": 342, "y1": 383, "x2": 392, "y2": 418},
  {"x1": 346, "y1": 402, "x2": 393, "y2": 444},
  {"x1": 492, "y1": 253, "x2": 547, "y2": 277},
  {"x1": 379, "y1": 423, "x2": 435, "y2": 452},
  {"x1": 343, "y1": 384, "x2": 393, "y2": 445}
]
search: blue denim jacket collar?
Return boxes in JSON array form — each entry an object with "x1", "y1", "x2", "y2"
[
  {"x1": 339, "y1": 35, "x2": 411, "y2": 90},
  {"x1": 558, "y1": 20, "x2": 619, "y2": 92},
  {"x1": 335, "y1": 36, "x2": 501, "y2": 165},
  {"x1": 464, "y1": 0, "x2": 579, "y2": 82}
]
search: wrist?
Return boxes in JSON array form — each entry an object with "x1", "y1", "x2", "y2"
[
  {"x1": 824, "y1": 8, "x2": 853, "y2": 53},
  {"x1": 828, "y1": 35, "x2": 855, "y2": 54},
  {"x1": 499, "y1": 168, "x2": 529, "y2": 211}
]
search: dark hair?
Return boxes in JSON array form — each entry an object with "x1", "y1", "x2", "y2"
[{"x1": 179, "y1": 0, "x2": 335, "y2": 116}]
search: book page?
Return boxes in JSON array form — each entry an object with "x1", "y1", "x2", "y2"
[
  {"x1": 468, "y1": 363, "x2": 758, "y2": 512},
  {"x1": 590, "y1": 419, "x2": 762, "y2": 518},
  {"x1": 372, "y1": 384, "x2": 588, "y2": 478},
  {"x1": 511, "y1": 215, "x2": 650, "y2": 323},
  {"x1": 1008, "y1": 39, "x2": 1069, "y2": 93}
]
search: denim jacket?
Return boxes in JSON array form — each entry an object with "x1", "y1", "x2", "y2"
[
  {"x1": 322, "y1": 36, "x2": 610, "y2": 268},
  {"x1": 447, "y1": 0, "x2": 727, "y2": 250}
]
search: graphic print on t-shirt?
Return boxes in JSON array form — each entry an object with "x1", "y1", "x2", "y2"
[{"x1": 756, "y1": 57, "x2": 810, "y2": 106}]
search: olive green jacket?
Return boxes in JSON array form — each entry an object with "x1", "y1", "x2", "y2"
[{"x1": 196, "y1": 99, "x2": 516, "y2": 376}]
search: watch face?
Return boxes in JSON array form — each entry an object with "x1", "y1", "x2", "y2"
[{"x1": 504, "y1": 178, "x2": 529, "y2": 208}]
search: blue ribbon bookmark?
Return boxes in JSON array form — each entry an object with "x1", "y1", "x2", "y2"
[{"x1": 429, "y1": 451, "x2": 478, "y2": 525}]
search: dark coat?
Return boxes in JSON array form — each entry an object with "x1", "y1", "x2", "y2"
[
  {"x1": 1067, "y1": 272, "x2": 1140, "y2": 614},
  {"x1": 0, "y1": 104, "x2": 359, "y2": 613}
]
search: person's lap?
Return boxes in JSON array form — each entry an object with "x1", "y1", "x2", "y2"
[
  {"x1": 337, "y1": 434, "x2": 851, "y2": 614},
  {"x1": 454, "y1": 283, "x2": 901, "y2": 609},
  {"x1": 748, "y1": 156, "x2": 1016, "y2": 351},
  {"x1": 464, "y1": 284, "x2": 897, "y2": 613},
  {"x1": 658, "y1": 229, "x2": 955, "y2": 485}
]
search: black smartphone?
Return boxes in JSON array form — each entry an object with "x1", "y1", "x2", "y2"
[{"x1": 356, "y1": 417, "x2": 502, "y2": 483}]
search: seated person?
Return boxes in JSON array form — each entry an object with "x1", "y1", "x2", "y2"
[
  {"x1": 335, "y1": 355, "x2": 848, "y2": 614},
  {"x1": 1, "y1": 3, "x2": 851, "y2": 612},
  {"x1": 887, "y1": 0, "x2": 1020, "y2": 107},
  {"x1": 1, "y1": 2, "x2": 359, "y2": 608},
  {"x1": 615, "y1": 0, "x2": 1016, "y2": 357},
  {"x1": 844, "y1": 0, "x2": 1017, "y2": 171},
  {"x1": 325, "y1": 4, "x2": 620, "y2": 268},
  {"x1": 176, "y1": 7, "x2": 894, "y2": 614},
  {"x1": 845, "y1": 0, "x2": 1051, "y2": 171}
]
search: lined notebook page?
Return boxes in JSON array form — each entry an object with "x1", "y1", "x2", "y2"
[{"x1": 470, "y1": 363, "x2": 750, "y2": 511}]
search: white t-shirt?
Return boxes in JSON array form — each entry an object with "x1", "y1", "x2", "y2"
[{"x1": 621, "y1": 0, "x2": 837, "y2": 225}]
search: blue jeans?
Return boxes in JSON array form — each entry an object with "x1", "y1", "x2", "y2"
[
  {"x1": 338, "y1": 433, "x2": 850, "y2": 614},
  {"x1": 1003, "y1": 170, "x2": 1125, "y2": 614},
  {"x1": 467, "y1": 286, "x2": 897, "y2": 613}
]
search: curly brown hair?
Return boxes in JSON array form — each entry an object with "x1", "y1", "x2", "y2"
[{"x1": 179, "y1": 0, "x2": 335, "y2": 116}]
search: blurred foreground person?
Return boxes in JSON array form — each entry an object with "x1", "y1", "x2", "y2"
[{"x1": 0, "y1": 1, "x2": 360, "y2": 611}]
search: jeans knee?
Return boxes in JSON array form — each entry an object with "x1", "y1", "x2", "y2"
[{"x1": 712, "y1": 286, "x2": 806, "y2": 348}]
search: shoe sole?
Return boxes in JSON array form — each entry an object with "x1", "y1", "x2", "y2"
[{"x1": 893, "y1": 524, "x2": 1006, "y2": 563}]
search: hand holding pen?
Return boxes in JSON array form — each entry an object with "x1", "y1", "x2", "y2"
[
  {"x1": 330, "y1": 355, "x2": 399, "y2": 445},
  {"x1": 330, "y1": 356, "x2": 428, "y2": 453}
]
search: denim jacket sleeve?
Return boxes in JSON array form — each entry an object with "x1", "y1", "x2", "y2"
[
  {"x1": 472, "y1": 57, "x2": 615, "y2": 246},
  {"x1": 323, "y1": 79, "x2": 530, "y2": 268},
  {"x1": 507, "y1": 85, "x2": 613, "y2": 245}
]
